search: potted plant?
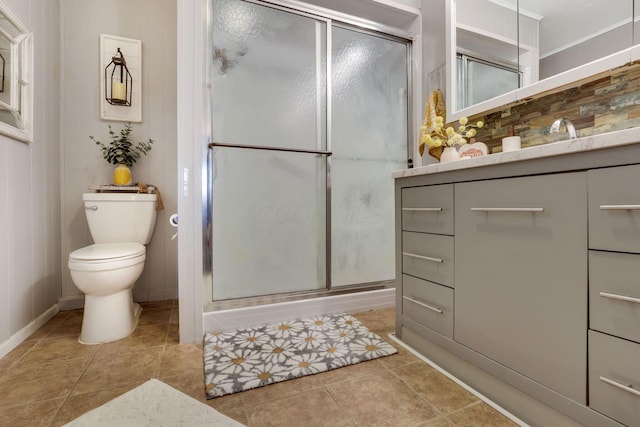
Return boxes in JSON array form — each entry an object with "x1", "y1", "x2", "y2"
[
  {"x1": 90, "y1": 123, "x2": 154, "y2": 185},
  {"x1": 421, "y1": 116, "x2": 484, "y2": 163}
]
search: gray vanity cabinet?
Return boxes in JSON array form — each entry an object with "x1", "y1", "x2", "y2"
[
  {"x1": 454, "y1": 172, "x2": 588, "y2": 403},
  {"x1": 394, "y1": 143, "x2": 640, "y2": 426}
]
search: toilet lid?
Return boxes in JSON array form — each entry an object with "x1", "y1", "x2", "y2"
[{"x1": 69, "y1": 242, "x2": 145, "y2": 262}]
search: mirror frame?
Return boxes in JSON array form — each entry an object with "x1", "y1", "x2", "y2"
[
  {"x1": 0, "y1": 0, "x2": 33, "y2": 143},
  {"x1": 446, "y1": 0, "x2": 640, "y2": 123}
]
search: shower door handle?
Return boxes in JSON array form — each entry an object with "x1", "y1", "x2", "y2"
[{"x1": 209, "y1": 142, "x2": 332, "y2": 156}]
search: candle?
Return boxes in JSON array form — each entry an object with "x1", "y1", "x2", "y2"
[{"x1": 112, "y1": 82, "x2": 126, "y2": 101}]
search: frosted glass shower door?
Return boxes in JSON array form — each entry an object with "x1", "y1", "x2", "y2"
[
  {"x1": 210, "y1": 0, "x2": 328, "y2": 300},
  {"x1": 330, "y1": 27, "x2": 408, "y2": 287}
]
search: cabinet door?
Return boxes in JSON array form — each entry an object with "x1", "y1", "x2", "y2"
[{"x1": 454, "y1": 172, "x2": 587, "y2": 403}]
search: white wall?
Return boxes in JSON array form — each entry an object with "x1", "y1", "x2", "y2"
[
  {"x1": 421, "y1": 0, "x2": 445, "y2": 98},
  {"x1": 60, "y1": 0, "x2": 178, "y2": 305},
  {"x1": 0, "y1": 0, "x2": 61, "y2": 357}
]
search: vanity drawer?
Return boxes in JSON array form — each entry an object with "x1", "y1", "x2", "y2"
[
  {"x1": 401, "y1": 184, "x2": 454, "y2": 235},
  {"x1": 402, "y1": 231, "x2": 454, "y2": 287},
  {"x1": 402, "y1": 275, "x2": 453, "y2": 339},
  {"x1": 590, "y1": 250, "x2": 640, "y2": 344},
  {"x1": 588, "y1": 164, "x2": 640, "y2": 253},
  {"x1": 589, "y1": 330, "x2": 640, "y2": 427}
]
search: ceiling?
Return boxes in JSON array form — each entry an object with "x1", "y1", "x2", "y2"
[{"x1": 509, "y1": 0, "x2": 633, "y2": 56}]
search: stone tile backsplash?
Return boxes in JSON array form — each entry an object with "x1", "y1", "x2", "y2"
[{"x1": 470, "y1": 61, "x2": 640, "y2": 153}]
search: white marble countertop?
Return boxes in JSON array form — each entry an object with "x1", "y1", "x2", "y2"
[{"x1": 392, "y1": 127, "x2": 640, "y2": 179}]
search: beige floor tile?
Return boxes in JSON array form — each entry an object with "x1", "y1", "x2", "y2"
[
  {"x1": 0, "y1": 338, "x2": 40, "y2": 370},
  {"x1": 161, "y1": 374, "x2": 249, "y2": 425},
  {"x1": 0, "y1": 358, "x2": 87, "y2": 408},
  {"x1": 46, "y1": 311, "x2": 84, "y2": 339},
  {"x1": 167, "y1": 322, "x2": 180, "y2": 345},
  {"x1": 418, "y1": 416, "x2": 456, "y2": 427},
  {"x1": 308, "y1": 358, "x2": 385, "y2": 387},
  {"x1": 207, "y1": 390, "x2": 247, "y2": 413},
  {"x1": 392, "y1": 361, "x2": 479, "y2": 414},
  {"x1": 50, "y1": 386, "x2": 134, "y2": 427},
  {"x1": 159, "y1": 343, "x2": 203, "y2": 378},
  {"x1": 0, "y1": 304, "x2": 517, "y2": 427},
  {"x1": 161, "y1": 370, "x2": 212, "y2": 403},
  {"x1": 99, "y1": 323, "x2": 169, "y2": 354},
  {"x1": 247, "y1": 388, "x2": 353, "y2": 427},
  {"x1": 352, "y1": 307, "x2": 396, "y2": 336},
  {"x1": 448, "y1": 402, "x2": 519, "y2": 427},
  {"x1": 20, "y1": 335, "x2": 100, "y2": 364},
  {"x1": 0, "y1": 398, "x2": 63, "y2": 427},
  {"x1": 161, "y1": 370, "x2": 250, "y2": 418},
  {"x1": 72, "y1": 346, "x2": 164, "y2": 395},
  {"x1": 239, "y1": 372, "x2": 327, "y2": 407},
  {"x1": 216, "y1": 405, "x2": 249, "y2": 426},
  {"x1": 378, "y1": 343, "x2": 421, "y2": 370},
  {"x1": 327, "y1": 368, "x2": 439, "y2": 426},
  {"x1": 28, "y1": 312, "x2": 70, "y2": 340},
  {"x1": 138, "y1": 307, "x2": 173, "y2": 326}
]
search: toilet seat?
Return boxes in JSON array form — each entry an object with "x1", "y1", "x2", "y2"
[{"x1": 69, "y1": 243, "x2": 146, "y2": 272}]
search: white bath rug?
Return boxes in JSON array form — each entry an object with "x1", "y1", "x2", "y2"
[
  {"x1": 64, "y1": 379, "x2": 245, "y2": 426},
  {"x1": 203, "y1": 312, "x2": 398, "y2": 398}
]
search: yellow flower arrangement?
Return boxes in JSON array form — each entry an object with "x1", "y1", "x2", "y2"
[{"x1": 421, "y1": 116, "x2": 484, "y2": 148}]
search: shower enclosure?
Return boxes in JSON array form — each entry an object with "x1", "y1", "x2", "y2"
[{"x1": 208, "y1": 0, "x2": 411, "y2": 303}]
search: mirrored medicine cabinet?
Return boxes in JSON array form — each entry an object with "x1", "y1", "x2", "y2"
[{"x1": 447, "y1": 0, "x2": 640, "y2": 121}]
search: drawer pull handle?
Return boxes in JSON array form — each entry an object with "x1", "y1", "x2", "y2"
[
  {"x1": 403, "y1": 296, "x2": 443, "y2": 314},
  {"x1": 470, "y1": 207, "x2": 544, "y2": 213},
  {"x1": 403, "y1": 252, "x2": 443, "y2": 263},
  {"x1": 402, "y1": 207, "x2": 443, "y2": 212},
  {"x1": 599, "y1": 205, "x2": 640, "y2": 210},
  {"x1": 599, "y1": 292, "x2": 640, "y2": 305},
  {"x1": 599, "y1": 376, "x2": 640, "y2": 398}
]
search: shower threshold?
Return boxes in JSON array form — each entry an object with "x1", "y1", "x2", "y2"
[{"x1": 207, "y1": 282, "x2": 395, "y2": 311}]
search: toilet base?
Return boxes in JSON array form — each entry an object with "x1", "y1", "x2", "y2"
[{"x1": 79, "y1": 289, "x2": 142, "y2": 345}]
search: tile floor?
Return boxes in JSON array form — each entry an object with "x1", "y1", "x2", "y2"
[{"x1": 0, "y1": 301, "x2": 517, "y2": 426}]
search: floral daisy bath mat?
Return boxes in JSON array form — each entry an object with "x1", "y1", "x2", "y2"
[{"x1": 203, "y1": 312, "x2": 397, "y2": 398}]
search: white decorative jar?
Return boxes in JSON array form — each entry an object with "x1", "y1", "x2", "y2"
[{"x1": 440, "y1": 146, "x2": 460, "y2": 163}]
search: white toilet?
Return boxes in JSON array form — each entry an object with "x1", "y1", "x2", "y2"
[{"x1": 68, "y1": 192, "x2": 158, "y2": 344}]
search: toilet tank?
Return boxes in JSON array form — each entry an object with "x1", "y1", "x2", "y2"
[{"x1": 83, "y1": 193, "x2": 158, "y2": 244}]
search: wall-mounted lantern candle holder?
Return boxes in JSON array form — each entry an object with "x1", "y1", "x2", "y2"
[{"x1": 104, "y1": 48, "x2": 132, "y2": 106}]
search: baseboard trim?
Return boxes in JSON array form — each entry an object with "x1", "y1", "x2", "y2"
[
  {"x1": 58, "y1": 295, "x2": 84, "y2": 311},
  {"x1": 0, "y1": 304, "x2": 59, "y2": 359},
  {"x1": 133, "y1": 288, "x2": 179, "y2": 302},
  {"x1": 203, "y1": 288, "x2": 395, "y2": 333}
]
